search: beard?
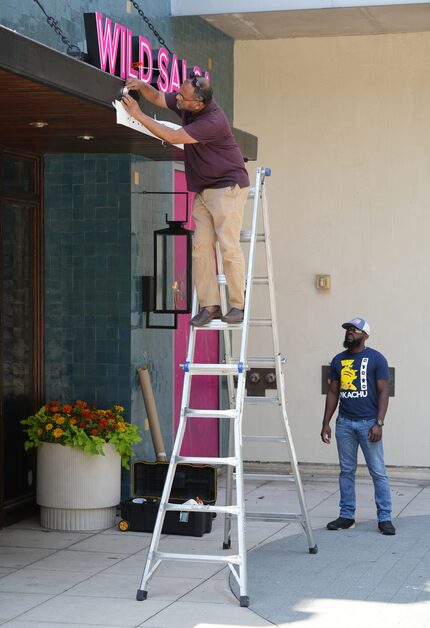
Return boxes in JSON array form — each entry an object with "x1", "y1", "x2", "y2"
[{"x1": 343, "y1": 337, "x2": 362, "y2": 350}]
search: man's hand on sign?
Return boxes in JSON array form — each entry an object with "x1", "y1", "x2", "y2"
[
  {"x1": 125, "y1": 78, "x2": 144, "y2": 92},
  {"x1": 121, "y1": 93, "x2": 141, "y2": 119}
]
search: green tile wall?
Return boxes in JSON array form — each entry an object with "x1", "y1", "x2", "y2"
[{"x1": 44, "y1": 154, "x2": 131, "y2": 412}]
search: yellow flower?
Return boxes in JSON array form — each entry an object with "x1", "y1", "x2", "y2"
[
  {"x1": 53, "y1": 428, "x2": 63, "y2": 438},
  {"x1": 37, "y1": 428, "x2": 43, "y2": 436},
  {"x1": 55, "y1": 416, "x2": 65, "y2": 425},
  {"x1": 45, "y1": 423, "x2": 53, "y2": 431},
  {"x1": 114, "y1": 405, "x2": 124, "y2": 413},
  {"x1": 117, "y1": 421, "x2": 127, "y2": 432},
  {"x1": 70, "y1": 418, "x2": 77, "y2": 425}
]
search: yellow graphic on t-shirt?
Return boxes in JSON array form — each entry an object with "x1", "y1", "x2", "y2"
[{"x1": 340, "y1": 359, "x2": 358, "y2": 390}]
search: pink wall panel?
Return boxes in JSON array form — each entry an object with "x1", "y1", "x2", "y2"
[{"x1": 173, "y1": 170, "x2": 219, "y2": 456}]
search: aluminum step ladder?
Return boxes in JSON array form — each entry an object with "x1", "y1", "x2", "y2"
[{"x1": 136, "y1": 166, "x2": 317, "y2": 608}]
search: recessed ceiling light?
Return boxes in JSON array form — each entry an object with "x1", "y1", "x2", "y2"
[
  {"x1": 77, "y1": 135, "x2": 95, "y2": 140},
  {"x1": 29, "y1": 121, "x2": 48, "y2": 128}
]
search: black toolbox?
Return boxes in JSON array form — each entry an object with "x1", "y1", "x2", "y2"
[{"x1": 119, "y1": 461, "x2": 217, "y2": 537}]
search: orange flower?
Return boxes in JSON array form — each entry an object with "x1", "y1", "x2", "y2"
[
  {"x1": 70, "y1": 418, "x2": 77, "y2": 425},
  {"x1": 62, "y1": 404, "x2": 73, "y2": 413},
  {"x1": 45, "y1": 423, "x2": 53, "y2": 431},
  {"x1": 81, "y1": 408, "x2": 91, "y2": 416},
  {"x1": 37, "y1": 428, "x2": 43, "y2": 436},
  {"x1": 90, "y1": 428, "x2": 98, "y2": 436},
  {"x1": 53, "y1": 428, "x2": 63, "y2": 438},
  {"x1": 50, "y1": 406, "x2": 59, "y2": 413},
  {"x1": 55, "y1": 416, "x2": 65, "y2": 425}
]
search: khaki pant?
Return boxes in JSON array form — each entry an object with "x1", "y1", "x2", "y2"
[{"x1": 192, "y1": 184, "x2": 249, "y2": 310}]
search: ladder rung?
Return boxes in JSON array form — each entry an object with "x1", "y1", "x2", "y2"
[
  {"x1": 253, "y1": 276, "x2": 269, "y2": 285},
  {"x1": 216, "y1": 274, "x2": 227, "y2": 285},
  {"x1": 174, "y1": 455, "x2": 237, "y2": 466},
  {"x1": 246, "y1": 512, "x2": 305, "y2": 522},
  {"x1": 193, "y1": 320, "x2": 243, "y2": 331},
  {"x1": 231, "y1": 356, "x2": 276, "y2": 367},
  {"x1": 241, "y1": 473, "x2": 295, "y2": 482},
  {"x1": 243, "y1": 435, "x2": 287, "y2": 443},
  {"x1": 250, "y1": 319, "x2": 272, "y2": 326},
  {"x1": 244, "y1": 396, "x2": 280, "y2": 405},
  {"x1": 181, "y1": 363, "x2": 247, "y2": 375},
  {"x1": 185, "y1": 408, "x2": 237, "y2": 419},
  {"x1": 154, "y1": 551, "x2": 241, "y2": 565},
  {"x1": 240, "y1": 231, "x2": 265, "y2": 242},
  {"x1": 164, "y1": 503, "x2": 239, "y2": 515}
]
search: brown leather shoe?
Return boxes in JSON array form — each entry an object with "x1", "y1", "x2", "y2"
[
  {"x1": 190, "y1": 307, "x2": 222, "y2": 327},
  {"x1": 221, "y1": 308, "x2": 244, "y2": 324}
]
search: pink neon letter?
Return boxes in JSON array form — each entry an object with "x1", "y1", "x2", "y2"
[
  {"x1": 181, "y1": 59, "x2": 187, "y2": 82},
  {"x1": 139, "y1": 37, "x2": 153, "y2": 83},
  {"x1": 95, "y1": 12, "x2": 121, "y2": 74},
  {"x1": 119, "y1": 26, "x2": 127, "y2": 79},
  {"x1": 168, "y1": 54, "x2": 181, "y2": 92},
  {"x1": 157, "y1": 48, "x2": 170, "y2": 92},
  {"x1": 193, "y1": 65, "x2": 202, "y2": 76},
  {"x1": 126, "y1": 29, "x2": 138, "y2": 79}
]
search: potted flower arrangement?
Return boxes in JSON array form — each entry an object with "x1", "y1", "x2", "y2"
[{"x1": 22, "y1": 400, "x2": 141, "y2": 531}]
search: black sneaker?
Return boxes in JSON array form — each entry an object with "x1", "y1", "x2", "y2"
[
  {"x1": 327, "y1": 517, "x2": 355, "y2": 530},
  {"x1": 378, "y1": 520, "x2": 396, "y2": 535}
]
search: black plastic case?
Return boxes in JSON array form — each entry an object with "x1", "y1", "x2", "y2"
[{"x1": 119, "y1": 461, "x2": 217, "y2": 537}]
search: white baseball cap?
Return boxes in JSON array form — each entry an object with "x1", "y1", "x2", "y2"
[{"x1": 341, "y1": 317, "x2": 370, "y2": 335}]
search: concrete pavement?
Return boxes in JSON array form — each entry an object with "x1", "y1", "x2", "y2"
[{"x1": 0, "y1": 469, "x2": 429, "y2": 627}]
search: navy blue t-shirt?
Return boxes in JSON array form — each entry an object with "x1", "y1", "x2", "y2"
[{"x1": 329, "y1": 347, "x2": 389, "y2": 419}]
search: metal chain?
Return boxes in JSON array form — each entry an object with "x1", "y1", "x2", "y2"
[
  {"x1": 32, "y1": 0, "x2": 81, "y2": 57},
  {"x1": 130, "y1": 1, "x2": 172, "y2": 55}
]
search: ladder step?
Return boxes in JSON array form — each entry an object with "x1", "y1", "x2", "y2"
[
  {"x1": 243, "y1": 435, "x2": 287, "y2": 443},
  {"x1": 246, "y1": 512, "x2": 305, "y2": 523},
  {"x1": 174, "y1": 455, "x2": 237, "y2": 466},
  {"x1": 193, "y1": 320, "x2": 243, "y2": 331},
  {"x1": 216, "y1": 274, "x2": 227, "y2": 285},
  {"x1": 164, "y1": 503, "x2": 239, "y2": 515},
  {"x1": 253, "y1": 276, "x2": 269, "y2": 285},
  {"x1": 231, "y1": 356, "x2": 276, "y2": 367},
  {"x1": 250, "y1": 319, "x2": 272, "y2": 326},
  {"x1": 154, "y1": 551, "x2": 241, "y2": 565},
  {"x1": 244, "y1": 396, "x2": 280, "y2": 405},
  {"x1": 240, "y1": 231, "x2": 265, "y2": 242},
  {"x1": 246, "y1": 512, "x2": 305, "y2": 522},
  {"x1": 185, "y1": 408, "x2": 237, "y2": 419},
  {"x1": 242, "y1": 473, "x2": 295, "y2": 482},
  {"x1": 181, "y1": 363, "x2": 247, "y2": 375}
]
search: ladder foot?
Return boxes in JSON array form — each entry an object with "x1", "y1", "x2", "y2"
[
  {"x1": 223, "y1": 540, "x2": 231, "y2": 550},
  {"x1": 240, "y1": 595, "x2": 250, "y2": 607},
  {"x1": 309, "y1": 545, "x2": 318, "y2": 554},
  {"x1": 136, "y1": 589, "x2": 148, "y2": 601}
]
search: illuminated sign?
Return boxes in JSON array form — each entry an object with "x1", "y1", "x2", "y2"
[{"x1": 84, "y1": 12, "x2": 209, "y2": 93}]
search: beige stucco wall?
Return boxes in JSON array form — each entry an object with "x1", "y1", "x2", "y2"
[{"x1": 234, "y1": 31, "x2": 430, "y2": 467}]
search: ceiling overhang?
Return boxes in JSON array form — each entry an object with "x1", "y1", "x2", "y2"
[
  {"x1": 0, "y1": 26, "x2": 257, "y2": 161},
  {"x1": 171, "y1": 1, "x2": 430, "y2": 39}
]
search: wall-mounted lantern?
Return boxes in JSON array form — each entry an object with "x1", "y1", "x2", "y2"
[{"x1": 141, "y1": 191, "x2": 193, "y2": 329}]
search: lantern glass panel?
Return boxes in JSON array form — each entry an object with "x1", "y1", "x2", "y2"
[{"x1": 154, "y1": 230, "x2": 191, "y2": 313}]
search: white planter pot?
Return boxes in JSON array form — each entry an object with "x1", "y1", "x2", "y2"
[{"x1": 37, "y1": 442, "x2": 121, "y2": 531}]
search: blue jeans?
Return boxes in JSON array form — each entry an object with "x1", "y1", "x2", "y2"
[{"x1": 335, "y1": 416, "x2": 392, "y2": 522}]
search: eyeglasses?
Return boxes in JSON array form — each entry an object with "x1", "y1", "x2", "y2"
[
  {"x1": 344, "y1": 326, "x2": 363, "y2": 334},
  {"x1": 176, "y1": 92, "x2": 196, "y2": 102}
]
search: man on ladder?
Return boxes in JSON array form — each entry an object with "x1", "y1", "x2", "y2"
[
  {"x1": 122, "y1": 79, "x2": 317, "y2": 608},
  {"x1": 122, "y1": 74, "x2": 250, "y2": 326}
]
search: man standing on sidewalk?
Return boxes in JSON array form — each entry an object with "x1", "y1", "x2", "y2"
[
  {"x1": 121, "y1": 75, "x2": 250, "y2": 327},
  {"x1": 320, "y1": 317, "x2": 396, "y2": 535}
]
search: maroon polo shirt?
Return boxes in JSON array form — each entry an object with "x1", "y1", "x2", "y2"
[{"x1": 165, "y1": 92, "x2": 250, "y2": 193}]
